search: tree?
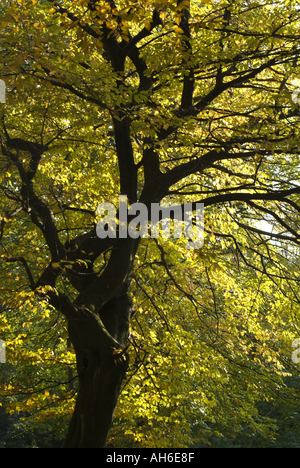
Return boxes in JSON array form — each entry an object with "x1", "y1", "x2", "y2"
[{"x1": 1, "y1": 0, "x2": 300, "y2": 447}]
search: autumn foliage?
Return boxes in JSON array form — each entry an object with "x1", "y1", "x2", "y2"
[{"x1": 1, "y1": 0, "x2": 300, "y2": 447}]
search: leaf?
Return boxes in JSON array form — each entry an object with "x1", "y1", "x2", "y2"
[{"x1": 173, "y1": 26, "x2": 185, "y2": 34}]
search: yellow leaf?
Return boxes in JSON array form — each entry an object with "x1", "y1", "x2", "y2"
[
  {"x1": 173, "y1": 26, "x2": 185, "y2": 34},
  {"x1": 145, "y1": 22, "x2": 151, "y2": 31}
]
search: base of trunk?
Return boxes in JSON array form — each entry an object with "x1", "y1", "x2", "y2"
[{"x1": 64, "y1": 347, "x2": 129, "y2": 448}]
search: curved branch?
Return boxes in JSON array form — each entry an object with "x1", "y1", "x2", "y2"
[
  {"x1": 200, "y1": 188, "x2": 300, "y2": 208},
  {"x1": 6, "y1": 257, "x2": 36, "y2": 289},
  {"x1": 2, "y1": 144, "x2": 66, "y2": 262}
]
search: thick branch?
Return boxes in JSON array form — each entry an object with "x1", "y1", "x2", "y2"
[
  {"x1": 177, "y1": 0, "x2": 195, "y2": 110},
  {"x1": 112, "y1": 116, "x2": 137, "y2": 204},
  {"x1": 200, "y1": 188, "x2": 300, "y2": 208},
  {"x1": 75, "y1": 237, "x2": 140, "y2": 314},
  {"x1": 194, "y1": 57, "x2": 279, "y2": 112},
  {"x1": 121, "y1": 9, "x2": 163, "y2": 60},
  {"x1": 2, "y1": 145, "x2": 65, "y2": 262},
  {"x1": 162, "y1": 149, "x2": 260, "y2": 192}
]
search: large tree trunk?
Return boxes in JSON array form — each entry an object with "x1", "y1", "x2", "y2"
[
  {"x1": 63, "y1": 345, "x2": 129, "y2": 448},
  {"x1": 63, "y1": 293, "x2": 133, "y2": 448}
]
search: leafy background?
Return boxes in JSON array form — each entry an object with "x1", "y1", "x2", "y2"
[{"x1": 1, "y1": 0, "x2": 300, "y2": 447}]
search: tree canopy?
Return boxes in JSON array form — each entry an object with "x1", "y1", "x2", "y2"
[{"x1": 1, "y1": 0, "x2": 300, "y2": 448}]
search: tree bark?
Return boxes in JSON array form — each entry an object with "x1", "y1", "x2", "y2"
[
  {"x1": 63, "y1": 293, "x2": 133, "y2": 448},
  {"x1": 63, "y1": 345, "x2": 129, "y2": 448},
  {"x1": 58, "y1": 235, "x2": 139, "y2": 448}
]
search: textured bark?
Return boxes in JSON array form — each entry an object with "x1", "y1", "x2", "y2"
[
  {"x1": 63, "y1": 293, "x2": 133, "y2": 448},
  {"x1": 63, "y1": 345, "x2": 129, "y2": 448}
]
